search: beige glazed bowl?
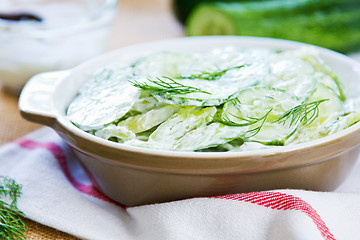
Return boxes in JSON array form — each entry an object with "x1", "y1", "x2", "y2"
[{"x1": 19, "y1": 36, "x2": 360, "y2": 206}]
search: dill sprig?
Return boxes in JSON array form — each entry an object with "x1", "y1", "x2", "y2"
[
  {"x1": 214, "y1": 108, "x2": 273, "y2": 138},
  {"x1": 178, "y1": 65, "x2": 248, "y2": 81},
  {"x1": 129, "y1": 77, "x2": 211, "y2": 95},
  {"x1": 245, "y1": 109, "x2": 272, "y2": 138},
  {"x1": 274, "y1": 99, "x2": 329, "y2": 126},
  {"x1": 0, "y1": 176, "x2": 27, "y2": 240}
]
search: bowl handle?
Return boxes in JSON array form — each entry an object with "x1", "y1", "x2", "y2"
[{"x1": 18, "y1": 70, "x2": 70, "y2": 127}]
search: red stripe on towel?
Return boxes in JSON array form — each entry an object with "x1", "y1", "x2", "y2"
[
  {"x1": 15, "y1": 138, "x2": 120, "y2": 206},
  {"x1": 212, "y1": 192, "x2": 335, "y2": 240}
]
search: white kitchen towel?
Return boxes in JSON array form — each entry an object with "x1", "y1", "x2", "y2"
[{"x1": 1, "y1": 127, "x2": 360, "y2": 240}]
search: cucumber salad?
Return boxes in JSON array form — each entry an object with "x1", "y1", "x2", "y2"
[{"x1": 67, "y1": 47, "x2": 360, "y2": 152}]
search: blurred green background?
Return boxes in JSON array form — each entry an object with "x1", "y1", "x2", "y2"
[{"x1": 173, "y1": 0, "x2": 360, "y2": 53}]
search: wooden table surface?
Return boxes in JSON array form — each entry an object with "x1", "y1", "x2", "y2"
[{"x1": 0, "y1": 0, "x2": 183, "y2": 238}]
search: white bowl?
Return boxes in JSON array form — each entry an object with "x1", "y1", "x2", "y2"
[
  {"x1": 19, "y1": 36, "x2": 360, "y2": 206},
  {"x1": 0, "y1": 0, "x2": 117, "y2": 94}
]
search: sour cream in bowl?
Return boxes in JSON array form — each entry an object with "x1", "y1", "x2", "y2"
[{"x1": 0, "y1": 0, "x2": 116, "y2": 94}]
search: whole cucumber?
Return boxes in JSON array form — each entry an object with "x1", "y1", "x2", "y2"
[
  {"x1": 172, "y1": 0, "x2": 257, "y2": 24},
  {"x1": 186, "y1": 0, "x2": 360, "y2": 53}
]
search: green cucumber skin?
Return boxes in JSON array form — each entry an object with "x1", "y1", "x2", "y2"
[
  {"x1": 186, "y1": 0, "x2": 360, "y2": 53},
  {"x1": 172, "y1": 0, "x2": 209, "y2": 24},
  {"x1": 172, "y1": 0, "x2": 254, "y2": 24}
]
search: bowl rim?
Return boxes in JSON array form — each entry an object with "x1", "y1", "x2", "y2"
[{"x1": 52, "y1": 36, "x2": 360, "y2": 161}]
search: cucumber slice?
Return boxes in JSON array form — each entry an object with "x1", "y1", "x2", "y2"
[
  {"x1": 124, "y1": 139, "x2": 174, "y2": 150},
  {"x1": 221, "y1": 87, "x2": 301, "y2": 144},
  {"x1": 286, "y1": 83, "x2": 345, "y2": 144},
  {"x1": 314, "y1": 73, "x2": 345, "y2": 101},
  {"x1": 173, "y1": 123, "x2": 247, "y2": 151},
  {"x1": 307, "y1": 83, "x2": 344, "y2": 122},
  {"x1": 94, "y1": 125, "x2": 135, "y2": 142},
  {"x1": 248, "y1": 121, "x2": 297, "y2": 146},
  {"x1": 196, "y1": 138, "x2": 245, "y2": 152},
  {"x1": 186, "y1": 4, "x2": 237, "y2": 35},
  {"x1": 345, "y1": 97, "x2": 360, "y2": 113},
  {"x1": 277, "y1": 48, "x2": 345, "y2": 100},
  {"x1": 234, "y1": 142, "x2": 276, "y2": 152},
  {"x1": 149, "y1": 106, "x2": 216, "y2": 142},
  {"x1": 265, "y1": 57, "x2": 317, "y2": 102},
  {"x1": 326, "y1": 112, "x2": 360, "y2": 134},
  {"x1": 67, "y1": 68, "x2": 140, "y2": 131},
  {"x1": 222, "y1": 86, "x2": 301, "y2": 122},
  {"x1": 118, "y1": 105, "x2": 180, "y2": 133},
  {"x1": 130, "y1": 95, "x2": 164, "y2": 114},
  {"x1": 131, "y1": 52, "x2": 194, "y2": 78},
  {"x1": 287, "y1": 115, "x2": 338, "y2": 145}
]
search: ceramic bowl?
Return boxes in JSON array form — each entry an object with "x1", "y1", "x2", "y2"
[{"x1": 19, "y1": 36, "x2": 360, "y2": 206}]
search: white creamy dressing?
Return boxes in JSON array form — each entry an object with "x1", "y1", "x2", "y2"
[{"x1": 67, "y1": 47, "x2": 360, "y2": 152}]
